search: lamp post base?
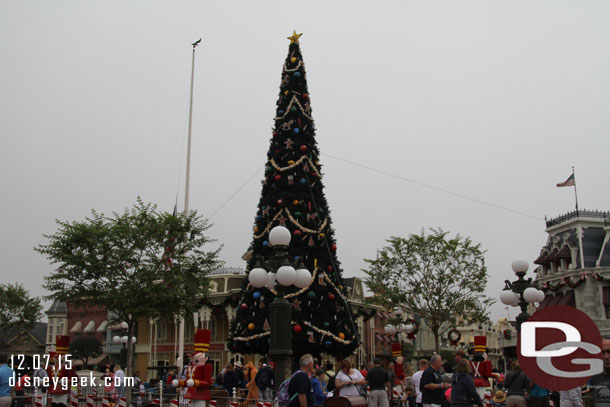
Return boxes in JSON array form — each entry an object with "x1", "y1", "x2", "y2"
[{"x1": 269, "y1": 297, "x2": 293, "y2": 389}]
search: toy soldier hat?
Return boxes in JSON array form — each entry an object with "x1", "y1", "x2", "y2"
[
  {"x1": 193, "y1": 329, "x2": 211, "y2": 353},
  {"x1": 55, "y1": 335, "x2": 70, "y2": 354},
  {"x1": 473, "y1": 336, "x2": 486, "y2": 353},
  {"x1": 391, "y1": 343, "x2": 402, "y2": 357},
  {"x1": 48, "y1": 351, "x2": 57, "y2": 360}
]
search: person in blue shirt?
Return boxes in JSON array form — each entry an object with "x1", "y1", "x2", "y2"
[
  {"x1": 311, "y1": 368, "x2": 327, "y2": 407},
  {"x1": 0, "y1": 354, "x2": 15, "y2": 407}
]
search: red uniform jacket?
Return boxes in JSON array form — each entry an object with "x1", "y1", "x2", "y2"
[
  {"x1": 46, "y1": 365, "x2": 76, "y2": 395},
  {"x1": 176, "y1": 364, "x2": 212, "y2": 401},
  {"x1": 470, "y1": 360, "x2": 492, "y2": 388}
]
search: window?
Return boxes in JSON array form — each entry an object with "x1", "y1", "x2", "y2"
[
  {"x1": 209, "y1": 319, "x2": 217, "y2": 341},
  {"x1": 157, "y1": 321, "x2": 167, "y2": 341},
  {"x1": 48, "y1": 325, "x2": 54, "y2": 343},
  {"x1": 57, "y1": 320, "x2": 64, "y2": 335}
]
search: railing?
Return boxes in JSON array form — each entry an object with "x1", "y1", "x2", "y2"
[{"x1": 546, "y1": 209, "x2": 610, "y2": 228}]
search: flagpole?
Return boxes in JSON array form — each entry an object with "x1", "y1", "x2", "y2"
[
  {"x1": 178, "y1": 38, "x2": 201, "y2": 374},
  {"x1": 572, "y1": 166, "x2": 579, "y2": 213}
]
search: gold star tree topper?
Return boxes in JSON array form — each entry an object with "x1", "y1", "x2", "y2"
[{"x1": 287, "y1": 30, "x2": 303, "y2": 44}]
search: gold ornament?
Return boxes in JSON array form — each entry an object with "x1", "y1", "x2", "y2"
[
  {"x1": 290, "y1": 57, "x2": 297, "y2": 63},
  {"x1": 319, "y1": 233, "x2": 325, "y2": 238},
  {"x1": 248, "y1": 323, "x2": 255, "y2": 330},
  {"x1": 288, "y1": 160, "x2": 295, "y2": 165},
  {"x1": 292, "y1": 200, "x2": 299, "y2": 205},
  {"x1": 287, "y1": 31, "x2": 303, "y2": 44},
  {"x1": 284, "y1": 90, "x2": 289, "y2": 95},
  {"x1": 339, "y1": 332, "x2": 345, "y2": 339},
  {"x1": 254, "y1": 226, "x2": 258, "y2": 233}
]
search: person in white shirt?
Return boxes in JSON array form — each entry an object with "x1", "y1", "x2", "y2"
[
  {"x1": 335, "y1": 360, "x2": 366, "y2": 397},
  {"x1": 411, "y1": 359, "x2": 429, "y2": 407},
  {"x1": 113, "y1": 366, "x2": 126, "y2": 397}
]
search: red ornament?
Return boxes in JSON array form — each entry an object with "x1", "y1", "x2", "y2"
[
  {"x1": 274, "y1": 175, "x2": 281, "y2": 181},
  {"x1": 293, "y1": 230, "x2": 302, "y2": 235},
  {"x1": 274, "y1": 149, "x2": 280, "y2": 154},
  {"x1": 273, "y1": 131, "x2": 277, "y2": 137},
  {"x1": 302, "y1": 93, "x2": 309, "y2": 100},
  {"x1": 277, "y1": 199, "x2": 283, "y2": 206},
  {"x1": 328, "y1": 293, "x2": 335, "y2": 300},
  {"x1": 293, "y1": 324, "x2": 302, "y2": 333},
  {"x1": 331, "y1": 244, "x2": 337, "y2": 252},
  {"x1": 240, "y1": 303, "x2": 248, "y2": 310},
  {"x1": 300, "y1": 145, "x2": 307, "y2": 152},
  {"x1": 327, "y1": 266, "x2": 333, "y2": 272}
]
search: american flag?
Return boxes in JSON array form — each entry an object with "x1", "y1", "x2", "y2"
[{"x1": 556, "y1": 173, "x2": 575, "y2": 187}]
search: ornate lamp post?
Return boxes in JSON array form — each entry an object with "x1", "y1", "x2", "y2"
[
  {"x1": 112, "y1": 322, "x2": 137, "y2": 368},
  {"x1": 248, "y1": 226, "x2": 312, "y2": 388},
  {"x1": 500, "y1": 258, "x2": 545, "y2": 332}
]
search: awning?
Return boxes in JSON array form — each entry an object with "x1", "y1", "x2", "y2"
[
  {"x1": 534, "y1": 252, "x2": 551, "y2": 265},
  {"x1": 546, "y1": 294, "x2": 562, "y2": 308},
  {"x1": 557, "y1": 246, "x2": 571, "y2": 259},
  {"x1": 538, "y1": 294, "x2": 553, "y2": 309},
  {"x1": 383, "y1": 335, "x2": 392, "y2": 343},
  {"x1": 557, "y1": 290, "x2": 575, "y2": 307},
  {"x1": 70, "y1": 321, "x2": 82, "y2": 333},
  {"x1": 83, "y1": 320, "x2": 96, "y2": 332},
  {"x1": 545, "y1": 248, "x2": 560, "y2": 262},
  {"x1": 97, "y1": 320, "x2": 108, "y2": 332},
  {"x1": 375, "y1": 334, "x2": 384, "y2": 342}
]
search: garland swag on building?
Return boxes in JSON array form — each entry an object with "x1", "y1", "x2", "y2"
[{"x1": 227, "y1": 32, "x2": 358, "y2": 359}]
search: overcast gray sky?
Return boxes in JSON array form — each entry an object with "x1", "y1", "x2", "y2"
[{"x1": 2, "y1": 0, "x2": 609, "y2": 323}]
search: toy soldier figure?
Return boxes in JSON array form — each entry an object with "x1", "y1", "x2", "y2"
[
  {"x1": 172, "y1": 330, "x2": 213, "y2": 407},
  {"x1": 46, "y1": 335, "x2": 76, "y2": 407},
  {"x1": 470, "y1": 336, "x2": 493, "y2": 400}
]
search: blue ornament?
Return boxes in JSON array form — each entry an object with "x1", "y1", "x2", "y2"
[
  {"x1": 263, "y1": 241, "x2": 269, "y2": 247},
  {"x1": 267, "y1": 151, "x2": 272, "y2": 157},
  {"x1": 271, "y1": 184, "x2": 276, "y2": 188},
  {"x1": 299, "y1": 178, "x2": 306, "y2": 185},
  {"x1": 278, "y1": 110, "x2": 285, "y2": 115},
  {"x1": 324, "y1": 340, "x2": 332, "y2": 347},
  {"x1": 246, "y1": 341, "x2": 251, "y2": 347},
  {"x1": 256, "y1": 215, "x2": 262, "y2": 220},
  {"x1": 293, "y1": 72, "x2": 301, "y2": 78},
  {"x1": 293, "y1": 128, "x2": 300, "y2": 135},
  {"x1": 253, "y1": 291, "x2": 261, "y2": 300}
]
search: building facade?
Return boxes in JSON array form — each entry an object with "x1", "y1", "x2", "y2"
[{"x1": 534, "y1": 210, "x2": 610, "y2": 333}]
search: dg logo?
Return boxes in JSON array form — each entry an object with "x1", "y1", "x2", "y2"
[{"x1": 518, "y1": 305, "x2": 603, "y2": 391}]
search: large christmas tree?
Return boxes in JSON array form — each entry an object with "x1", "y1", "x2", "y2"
[{"x1": 227, "y1": 32, "x2": 358, "y2": 359}]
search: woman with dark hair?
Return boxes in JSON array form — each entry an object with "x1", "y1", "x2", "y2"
[
  {"x1": 504, "y1": 361, "x2": 530, "y2": 407},
  {"x1": 223, "y1": 364, "x2": 239, "y2": 395},
  {"x1": 450, "y1": 359, "x2": 483, "y2": 407}
]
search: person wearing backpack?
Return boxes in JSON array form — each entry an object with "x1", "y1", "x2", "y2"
[
  {"x1": 288, "y1": 354, "x2": 315, "y2": 407},
  {"x1": 256, "y1": 363, "x2": 275, "y2": 402}
]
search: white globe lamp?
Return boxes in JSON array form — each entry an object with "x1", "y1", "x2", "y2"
[
  {"x1": 249, "y1": 267, "x2": 269, "y2": 288},
  {"x1": 120, "y1": 336, "x2": 128, "y2": 344},
  {"x1": 113, "y1": 335, "x2": 121, "y2": 344},
  {"x1": 523, "y1": 287, "x2": 540, "y2": 303},
  {"x1": 500, "y1": 290, "x2": 518, "y2": 305},
  {"x1": 294, "y1": 267, "x2": 312, "y2": 288},
  {"x1": 512, "y1": 258, "x2": 529, "y2": 273},
  {"x1": 276, "y1": 265, "x2": 296, "y2": 286},
  {"x1": 269, "y1": 226, "x2": 291, "y2": 247}
]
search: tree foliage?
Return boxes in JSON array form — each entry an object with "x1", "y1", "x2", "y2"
[
  {"x1": 69, "y1": 337, "x2": 102, "y2": 370},
  {"x1": 363, "y1": 228, "x2": 494, "y2": 353},
  {"x1": 0, "y1": 283, "x2": 43, "y2": 350},
  {"x1": 37, "y1": 198, "x2": 223, "y2": 382}
]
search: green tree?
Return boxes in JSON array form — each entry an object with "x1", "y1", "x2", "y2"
[
  {"x1": 69, "y1": 336, "x2": 102, "y2": 370},
  {"x1": 37, "y1": 198, "x2": 222, "y2": 401},
  {"x1": 364, "y1": 228, "x2": 493, "y2": 353},
  {"x1": 0, "y1": 283, "x2": 43, "y2": 350}
]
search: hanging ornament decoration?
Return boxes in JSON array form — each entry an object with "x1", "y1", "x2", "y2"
[
  {"x1": 448, "y1": 329, "x2": 461, "y2": 346},
  {"x1": 253, "y1": 291, "x2": 261, "y2": 300},
  {"x1": 292, "y1": 200, "x2": 299, "y2": 205},
  {"x1": 307, "y1": 291, "x2": 317, "y2": 300},
  {"x1": 292, "y1": 298, "x2": 302, "y2": 311},
  {"x1": 290, "y1": 57, "x2": 297, "y2": 63},
  {"x1": 331, "y1": 244, "x2": 337, "y2": 252},
  {"x1": 248, "y1": 323, "x2": 255, "y2": 330},
  {"x1": 240, "y1": 303, "x2": 248, "y2": 310},
  {"x1": 405, "y1": 318, "x2": 419, "y2": 339},
  {"x1": 503, "y1": 329, "x2": 512, "y2": 340},
  {"x1": 339, "y1": 332, "x2": 345, "y2": 340},
  {"x1": 263, "y1": 319, "x2": 270, "y2": 331},
  {"x1": 328, "y1": 293, "x2": 335, "y2": 300},
  {"x1": 308, "y1": 331, "x2": 316, "y2": 343},
  {"x1": 293, "y1": 72, "x2": 301, "y2": 78},
  {"x1": 324, "y1": 340, "x2": 332, "y2": 348},
  {"x1": 300, "y1": 178, "x2": 307, "y2": 185},
  {"x1": 274, "y1": 175, "x2": 281, "y2": 181},
  {"x1": 293, "y1": 127, "x2": 300, "y2": 134},
  {"x1": 300, "y1": 145, "x2": 307, "y2": 152},
  {"x1": 277, "y1": 199, "x2": 283, "y2": 206},
  {"x1": 293, "y1": 324, "x2": 302, "y2": 333}
]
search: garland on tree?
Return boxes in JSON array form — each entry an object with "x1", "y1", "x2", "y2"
[{"x1": 227, "y1": 32, "x2": 359, "y2": 358}]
